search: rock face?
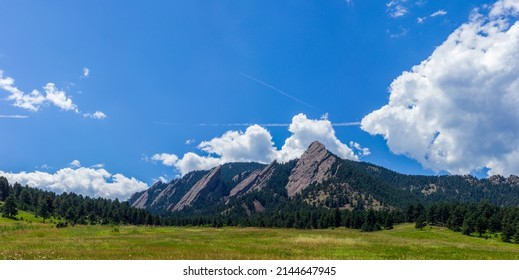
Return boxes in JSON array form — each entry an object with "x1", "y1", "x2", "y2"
[
  {"x1": 285, "y1": 141, "x2": 337, "y2": 197},
  {"x1": 508, "y1": 175, "x2": 519, "y2": 185},
  {"x1": 131, "y1": 190, "x2": 149, "y2": 209},
  {"x1": 229, "y1": 161, "x2": 277, "y2": 197},
  {"x1": 129, "y1": 181, "x2": 168, "y2": 209},
  {"x1": 128, "y1": 162, "x2": 265, "y2": 213},
  {"x1": 489, "y1": 175, "x2": 506, "y2": 185},
  {"x1": 172, "y1": 166, "x2": 222, "y2": 211}
]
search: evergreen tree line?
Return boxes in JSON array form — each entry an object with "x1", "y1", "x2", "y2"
[
  {"x1": 163, "y1": 201, "x2": 402, "y2": 232},
  {"x1": 0, "y1": 177, "x2": 159, "y2": 226},
  {"x1": 406, "y1": 201, "x2": 519, "y2": 243}
]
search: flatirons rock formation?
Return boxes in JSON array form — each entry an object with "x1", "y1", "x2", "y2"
[
  {"x1": 229, "y1": 161, "x2": 277, "y2": 197},
  {"x1": 129, "y1": 141, "x2": 519, "y2": 215},
  {"x1": 286, "y1": 141, "x2": 337, "y2": 197},
  {"x1": 172, "y1": 166, "x2": 222, "y2": 211}
]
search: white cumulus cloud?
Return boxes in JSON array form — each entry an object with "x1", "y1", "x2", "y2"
[
  {"x1": 69, "y1": 160, "x2": 81, "y2": 168},
  {"x1": 0, "y1": 166, "x2": 147, "y2": 200},
  {"x1": 0, "y1": 71, "x2": 79, "y2": 113},
  {"x1": 490, "y1": 0, "x2": 519, "y2": 17},
  {"x1": 43, "y1": 83, "x2": 78, "y2": 112},
  {"x1": 151, "y1": 153, "x2": 179, "y2": 167},
  {"x1": 199, "y1": 124, "x2": 278, "y2": 163},
  {"x1": 276, "y1": 114, "x2": 360, "y2": 162},
  {"x1": 1, "y1": 70, "x2": 105, "y2": 118},
  {"x1": 152, "y1": 114, "x2": 368, "y2": 176},
  {"x1": 362, "y1": 0, "x2": 519, "y2": 176},
  {"x1": 174, "y1": 152, "x2": 223, "y2": 176}
]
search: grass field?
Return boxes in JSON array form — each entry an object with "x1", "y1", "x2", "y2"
[{"x1": 1, "y1": 211, "x2": 519, "y2": 260}]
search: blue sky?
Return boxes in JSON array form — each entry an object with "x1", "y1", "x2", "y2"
[{"x1": 2, "y1": 0, "x2": 519, "y2": 200}]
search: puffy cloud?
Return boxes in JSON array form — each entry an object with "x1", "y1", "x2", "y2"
[
  {"x1": 69, "y1": 160, "x2": 81, "y2": 168},
  {"x1": 174, "y1": 152, "x2": 222, "y2": 176},
  {"x1": 490, "y1": 0, "x2": 519, "y2": 17},
  {"x1": 83, "y1": 111, "x2": 107, "y2": 119},
  {"x1": 153, "y1": 114, "x2": 368, "y2": 175},
  {"x1": 362, "y1": 0, "x2": 519, "y2": 176},
  {"x1": 276, "y1": 114, "x2": 359, "y2": 162},
  {"x1": 0, "y1": 70, "x2": 79, "y2": 112},
  {"x1": 350, "y1": 141, "x2": 371, "y2": 158},
  {"x1": 151, "y1": 153, "x2": 179, "y2": 167},
  {"x1": 1, "y1": 70, "x2": 106, "y2": 118},
  {"x1": 43, "y1": 83, "x2": 78, "y2": 112},
  {"x1": 199, "y1": 125, "x2": 278, "y2": 163},
  {"x1": 153, "y1": 125, "x2": 277, "y2": 175},
  {"x1": 0, "y1": 167, "x2": 147, "y2": 200}
]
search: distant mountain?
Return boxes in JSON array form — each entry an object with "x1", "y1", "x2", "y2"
[{"x1": 129, "y1": 141, "x2": 519, "y2": 215}]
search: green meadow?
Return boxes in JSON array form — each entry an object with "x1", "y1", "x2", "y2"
[{"x1": 1, "y1": 210, "x2": 519, "y2": 260}]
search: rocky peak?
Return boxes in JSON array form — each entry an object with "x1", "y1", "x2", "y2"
[
  {"x1": 306, "y1": 141, "x2": 327, "y2": 155},
  {"x1": 489, "y1": 175, "x2": 506, "y2": 185},
  {"x1": 507, "y1": 175, "x2": 519, "y2": 185},
  {"x1": 285, "y1": 141, "x2": 337, "y2": 197}
]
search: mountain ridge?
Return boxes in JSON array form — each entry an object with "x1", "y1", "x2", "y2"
[{"x1": 129, "y1": 141, "x2": 519, "y2": 215}]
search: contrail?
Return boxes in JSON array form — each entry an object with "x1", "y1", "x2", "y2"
[
  {"x1": 155, "y1": 122, "x2": 360, "y2": 127},
  {"x1": 331, "y1": 122, "x2": 361, "y2": 126},
  {"x1": 239, "y1": 72, "x2": 320, "y2": 111},
  {"x1": 0, "y1": 114, "x2": 29, "y2": 119}
]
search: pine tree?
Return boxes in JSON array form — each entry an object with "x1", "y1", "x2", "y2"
[
  {"x1": 0, "y1": 176, "x2": 9, "y2": 201},
  {"x1": 513, "y1": 225, "x2": 519, "y2": 244},
  {"x1": 502, "y1": 223, "x2": 514, "y2": 242},
  {"x1": 415, "y1": 215, "x2": 426, "y2": 230},
  {"x1": 38, "y1": 197, "x2": 51, "y2": 223},
  {"x1": 19, "y1": 188, "x2": 32, "y2": 211},
  {"x1": 2, "y1": 194, "x2": 18, "y2": 218},
  {"x1": 384, "y1": 213, "x2": 394, "y2": 230},
  {"x1": 461, "y1": 215, "x2": 476, "y2": 236},
  {"x1": 332, "y1": 208, "x2": 342, "y2": 228}
]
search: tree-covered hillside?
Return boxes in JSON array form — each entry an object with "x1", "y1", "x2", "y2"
[{"x1": 0, "y1": 176, "x2": 158, "y2": 225}]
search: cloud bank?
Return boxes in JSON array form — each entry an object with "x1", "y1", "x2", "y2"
[
  {"x1": 362, "y1": 0, "x2": 519, "y2": 176},
  {"x1": 153, "y1": 114, "x2": 368, "y2": 175},
  {"x1": 0, "y1": 164, "x2": 147, "y2": 200}
]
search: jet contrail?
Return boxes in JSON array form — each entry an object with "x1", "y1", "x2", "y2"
[
  {"x1": 0, "y1": 114, "x2": 29, "y2": 119},
  {"x1": 331, "y1": 122, "x2": 361, "y2": 126},
  {"x1": 155, "y1": 122, "x2": 360, "y2": 127},
  {"x1": 239, "y1": 72, "x2": 320, "y2": 111}
]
